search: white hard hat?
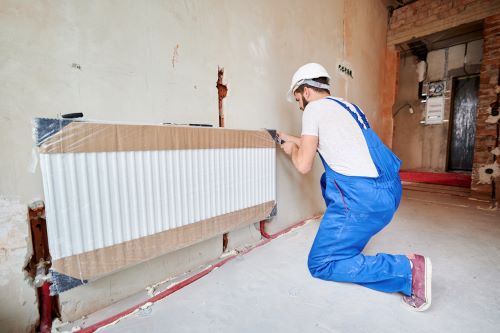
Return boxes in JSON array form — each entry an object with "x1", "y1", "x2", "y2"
[{"x1": 287, "y1": 63, "x2": 331, "y2": 102}]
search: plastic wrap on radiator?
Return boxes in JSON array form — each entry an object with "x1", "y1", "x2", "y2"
[{"x1": 33, "y1": 118, "x2": 277, "y2": 294}]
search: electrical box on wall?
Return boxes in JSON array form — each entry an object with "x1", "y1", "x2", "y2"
[
  {"x1": 422, "y1": 80, "x2": 446, "y2": 125},
  {"x1": 425, "y1": 96, "x2": 445, "y2": 124}
]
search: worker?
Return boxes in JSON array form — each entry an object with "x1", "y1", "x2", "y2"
[{"x1": 278, "y1": 63, "x2": 432, "y2": 311}]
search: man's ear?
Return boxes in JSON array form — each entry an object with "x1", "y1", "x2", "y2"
[{"x1": 303, "y1": 86, "x2": 310, "y2": 100}]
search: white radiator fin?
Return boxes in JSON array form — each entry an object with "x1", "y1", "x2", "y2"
[{"x1": 40, "y1": 148, "x2": 276, "y2": 260}]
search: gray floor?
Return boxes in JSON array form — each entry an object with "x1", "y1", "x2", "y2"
[{"x1": 90, "y1": 185, "x2": 500, "y2": 333}]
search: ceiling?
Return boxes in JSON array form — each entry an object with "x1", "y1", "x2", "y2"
[
  {"x1": 380, "y1": 1, "x2": 484, "y2": 59},
  {"x1": 382, "y1": 0, "x2": 418, "y2": 14},
  {"x1": 398, "y1": 21, "x2": 484, "y2": 59}
]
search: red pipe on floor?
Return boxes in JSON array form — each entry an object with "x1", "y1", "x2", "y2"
[
  {"x1": 259, "y1": 220, "x2": 275, "y2": 239},
  {"x1": 76, "y1": 214, "x2": 321, "y2": 333},
  {"x1": 39, "y1": 282, "x2": 52, "y2": 333},
  {"x1": 260, "y1": 214, "x2": 322, "y2": 239}
]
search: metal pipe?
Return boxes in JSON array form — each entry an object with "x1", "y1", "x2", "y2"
[
  {"x1": 259, "y1": 214, "x2": 322, "y2": 239},
  {"x1": 39, "y1": 282, "x2": 52, "y2": 333}
]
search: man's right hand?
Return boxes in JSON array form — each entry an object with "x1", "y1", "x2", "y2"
[{"x1": 277, "y1": 131, "x2": 287, "y2": 143}]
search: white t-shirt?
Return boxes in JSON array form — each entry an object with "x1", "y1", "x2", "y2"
[{"x1": 301, "y1": 97, "x2": 379, "y2": 177}]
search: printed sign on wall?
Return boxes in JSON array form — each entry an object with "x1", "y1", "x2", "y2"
[{"x1": 336, "y1": 62, "x2": 353, "y2": 79}]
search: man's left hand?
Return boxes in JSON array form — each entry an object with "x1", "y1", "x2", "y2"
[{"x1": 281, "y1": 141, "x2": 297, "y2": 155}]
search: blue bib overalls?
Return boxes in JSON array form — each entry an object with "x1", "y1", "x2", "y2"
[{"x1": 307, "y1": 97, "x2": 412, "y2": 296}]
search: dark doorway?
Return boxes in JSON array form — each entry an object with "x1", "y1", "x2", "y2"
[{"x1": 448, "y1": 75, "x2": 479, "y2": 171}]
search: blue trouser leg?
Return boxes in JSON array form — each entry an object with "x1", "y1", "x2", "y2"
[{"x1": 308, "y1": 178, "x2": 412, "y2": 295}]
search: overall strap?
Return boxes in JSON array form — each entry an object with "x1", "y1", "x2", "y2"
[
  {"x1": 351, "y1": 103, "x2": 370, "y2": 129},
  {"x1": 325, "y1": 97, "x2": 370, "y2": 130}
]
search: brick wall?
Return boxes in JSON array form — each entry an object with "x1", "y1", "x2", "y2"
[
  {"x1": 388, "y1": 0, "x2": 500, "y2": 46},
  {"x1": 471, "y1": 14, "x2": 500, "y2": 203}
]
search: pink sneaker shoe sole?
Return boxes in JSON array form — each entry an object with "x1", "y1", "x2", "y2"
[{"x1": 402, "y1": 256, "x2": 432, "y2": 312}]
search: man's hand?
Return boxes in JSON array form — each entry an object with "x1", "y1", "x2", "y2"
[
  {"x1": 279, "y1": 135, "x2": 318, "y2": 174},
  {"x1": 277, "y1": 131, "x2": 301, "y2": 146},
  {"x1": 280, "y1": 141, "x2": 297, "y2": 156},
  {"x1": 277, "y1": 131, "x2": 290, "y2": 143}
]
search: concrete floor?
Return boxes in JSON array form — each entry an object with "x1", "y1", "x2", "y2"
[{"x1": 69, "y1": 184, "x2": 500, "y2": 333}]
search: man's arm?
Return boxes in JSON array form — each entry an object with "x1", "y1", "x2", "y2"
[{"x1": 282, "y1": 135, "x2": 318, "y2": 174}]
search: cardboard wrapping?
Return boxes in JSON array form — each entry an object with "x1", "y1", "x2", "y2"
[
  {"x1": 37, "y1": 120, "x2": 275, "y2": 153},
  {"x1": 34, "y1": 118, "x2": 277, "y2": 293},
  {"x1": 52, "y1": 201, "x2": 275, "y2": 280}
]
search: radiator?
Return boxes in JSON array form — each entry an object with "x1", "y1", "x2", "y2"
[{"x1": 34, "y1": 119, "x2": 277, "y2": 294}]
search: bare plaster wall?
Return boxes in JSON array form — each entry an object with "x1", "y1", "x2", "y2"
[
  {"x1": 0, "y1": 198, "x2": 38, "y2": 333},
  {"x1": 343, "y1": 0, "x2": 389, "y2": 138},
  {"x1": 0, "y1": 0, "x2": 390, "y2": 329},
  {"x1": 393, "y1": 40, "x2": 483, "y2": 171}
]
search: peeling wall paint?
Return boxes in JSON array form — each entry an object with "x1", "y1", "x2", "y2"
[
  {"x1": 0, "y1": 200, "x2": 28, "y2": 286},
  {"x1": 0, "y1": 198, "x2": 38, "y2": 333}
]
